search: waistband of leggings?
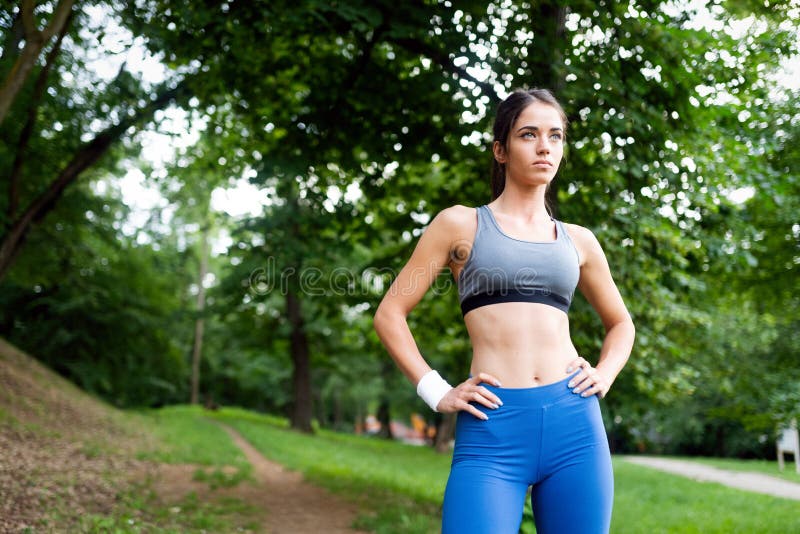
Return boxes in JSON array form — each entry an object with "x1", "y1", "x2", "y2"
[{"x1": 471, "y1": 371, "x2": 580, "y2": 406}]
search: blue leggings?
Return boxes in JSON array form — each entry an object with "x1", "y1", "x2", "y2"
[{"x1": 442, "y1": 373, "x2": 613, "y2": 533}]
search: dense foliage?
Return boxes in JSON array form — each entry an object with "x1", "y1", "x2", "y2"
[{"x1": 0, "y1": 0, "x2": 797, "y2": 455}]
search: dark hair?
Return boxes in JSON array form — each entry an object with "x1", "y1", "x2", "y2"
[{"x1": 490, "y1": 88, "x2": 568, "y2": 201}]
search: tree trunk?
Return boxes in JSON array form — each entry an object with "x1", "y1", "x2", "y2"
[
  {"x1": 0, "y1": 81, "x2": 187, "y2": 282},
  {"x1": 435, "y1": 412, "x2": 457, "y2": 452},
  {"x1": 715, "y1": 425, "x2": 726, "y2": 457},
  {"x1": 287, "y1": 289, "x2": 314, "y2": 433},
  {"x1": 376, "y1": 397, "x2": 393, "y2": 439},
  {"x1": 529, "y1": 0, "x2": 567, "y2": 218},
  {"x1": 190, "y1": 225, "x2": 208, "y2": 405},
  {"x1": 528, "y1": 1, "x2": 567, "y2": 94},
  {"x1": 333, "y1": 391, "x2": 343, "y2": 429},
  {"x1": 1, "y1": 6, "x2": 25, "y2": 62},
  {"x1": 0, "y1": 0, "x2": 75, "y2": 126},
  {"x1": 377, "y1": 359, "x2": 394, "y2": 439}
]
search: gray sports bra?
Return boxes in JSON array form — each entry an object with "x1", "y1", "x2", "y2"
[{"x1": 457, "y1": 205, "x2": 580, "y2": 316}]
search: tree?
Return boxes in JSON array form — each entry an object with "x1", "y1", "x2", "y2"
[
  {"x1": 0, "y1": 0, "x2": 75, "y2": 125},
  {"x1": 0, "y1": 183, "x2": 191, "y2": 406},
  {"x1": 128, "y1": 0, "x2": 800, "y2": 453},
  {"x1": 357, "y1": 0, "x2": 799, "y2": 450},
  {"x1": 1, "y1": 0, "x2": 796, "y2": 453},
  {"x1": 1, "y1": 1, "x2": 195, "y2": 281},
  {"x1": 118, "y1": 0, "x2": 499, "y2": 431}
]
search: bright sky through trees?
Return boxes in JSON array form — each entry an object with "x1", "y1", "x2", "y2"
[{"x1": 92, "y1": 1, "x2": 798, "y2": 253}]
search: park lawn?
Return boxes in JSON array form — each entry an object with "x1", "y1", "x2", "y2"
[
  {"x1": 612, "y1": 460, "x2": 800, "y2": 533},
  {"x1": 136, "y1": 404, "x2": 252, "y2": 481},
  {"x1": 134, "y1": 405, "x2": 254, "y2": 492},
  {"x1": 210, "y1": 406, "x2": 445, "y2": 533},
  {"x1": 659, "y1": 454, "x2": 800, "y2": 484},
  {"x1": 77, "y1": 406, "x2": 259, "y2": 533},
  {"x1": 77, "y1": 489, "x2": 259, "y2": 534},
  {"x1": 202, "y1": 407, "x2": 800, "y2": 534}
]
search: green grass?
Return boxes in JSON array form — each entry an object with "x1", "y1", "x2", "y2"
[
  {"x1": 209, "y1": 407, "x2": 446, "y2": 533},
  {"x1": 0, "y1": 405, "x2": 11, "y2": 423},
  {"x1": 613, "y1": 459, "x2": 800, "y2": 533},
  {"x1": 200, "y1": 408, "x2": 800, "y2": 534},
  {"x1": 136, "y1": 405, "x2": 250, "y2": 471},
  {"x1": 212, "y1": 407, "x2": 449, "y2": 502},
  {"x1": 84, "y1": 405, "x2": 800, "y2": 534},
  {"x1": 76, "y1": 485, "x2": 260, "y2": 533},
  {"x1": 71, "y1": 405, "x2": 260, "y2": 533},
  {"x1": 31, "y1": 408, "x2": 260, "y2": 534},
  {"x1": 662, "y1": 455, "x2": 800, "y2": 484}
]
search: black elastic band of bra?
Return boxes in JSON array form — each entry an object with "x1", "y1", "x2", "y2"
[{"x1": 460, "y1": 288, "x2": 570, "y2": 316}]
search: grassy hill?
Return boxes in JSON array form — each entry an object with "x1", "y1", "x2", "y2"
[
  {"x1": 3, "y1": 337, "x2": 800, "y2": 533},
  {"x1": 0, "y1": 337, "x2": 152, "y2": 531},
  {"x1": 0, "y1": 338, "x2": 267, "y2": 533}
]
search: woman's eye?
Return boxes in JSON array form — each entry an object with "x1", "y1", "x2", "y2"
[
  {"x1": 550, "y1": 134, "x2": 563, "y2": 141},
  {"x1": 522, "y1": 132, "x2": 535, "y2": 139}
]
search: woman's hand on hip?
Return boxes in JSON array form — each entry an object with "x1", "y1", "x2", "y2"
[
  {"x1": 566, "y1": 357, "x2": 611, "y2": 398},
  {"x1": 437, "y1": 373, "x2": 504, "y2": 420}
]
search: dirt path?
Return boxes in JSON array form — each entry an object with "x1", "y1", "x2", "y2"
[
  {"x1": 622, "y1": 455, "x2": 800, "y2": 500},
  {"x1": 218, "y1": 424, "x2": 368, "y2": 534},
  {"x1": 1, "y1": 338, "x2": 369, "y2": 532}
]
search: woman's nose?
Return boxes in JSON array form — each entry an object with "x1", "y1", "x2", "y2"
[{"x1": 537, "y1": 139, "x2": 550, "y2": 154}]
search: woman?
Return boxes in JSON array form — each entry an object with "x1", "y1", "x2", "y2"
[{"x1": 372, "y1": 88, "x2": 635, "y2": 533}]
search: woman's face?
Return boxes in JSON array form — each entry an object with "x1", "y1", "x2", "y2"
[{"x1": 494, "y1": 101, "x2": 564, "y2": 186}]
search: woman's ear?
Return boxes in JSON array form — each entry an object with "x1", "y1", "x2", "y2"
[{"x1": 493, "y1": 140, "x2": 507, "y2": 164}]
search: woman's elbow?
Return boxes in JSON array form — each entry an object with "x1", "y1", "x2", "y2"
[
  {"x1": 605, "y1": 313, "x2": 635, "y2": 338},
  {"x1": 373, "y1": 301, "x2": 397, "y2": 333},
  {"x1": 621, "y1": 315, "x2": 636, "y2": 346},
  {"x1": 374, "y1": 300, "x2": 410, "y2": 336},
  {"x1": 372, "y1": 303, "x2": 387, "y2": 334}
]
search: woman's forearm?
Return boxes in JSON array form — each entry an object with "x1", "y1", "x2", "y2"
[
  {"x1": 595, "y1": 318, "x2": 635, "y2": 384},
  {"x1": 373, "y1": 305, "x2": 433, "y2": 386}
]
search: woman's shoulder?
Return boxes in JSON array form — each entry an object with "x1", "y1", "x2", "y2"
[
  {"x1": 425, "y1": 204, "x2": 479, "y2": 242},
  {"x1": 561, "y1": 221, "x2": 596, "y2": 242},
  {"x1": 434, "y1": 204, "x2": 479, "y2": 225},
  {"x1": 561, "y1": 222, "x2": 606, "y2": 262}
]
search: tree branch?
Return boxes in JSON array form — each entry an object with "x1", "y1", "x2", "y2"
[
  {"x1": 387, "y1": 36, "x2": 501, "y2": 104},
  {"x1": 42, "y1": 0, "x2": 75, "y2": 41},
  {"x1": 324, "y1": 18, "x2": 389, "y2": 120},
  {"x1": 7, "y1": 8, "x2": 75, "y2": 220},
  {"x1": 0, "y1": 78, "x2": 191, "y2": 281},
  {"x1": 0, "y1": 0, "x2": 76, "y2": 126},
  {"x1": 20, "y1": 0, "x2": 37, "y2": 37},
  {"x1": 1, "y1": 4, "x2": 26, "y2": 62}
]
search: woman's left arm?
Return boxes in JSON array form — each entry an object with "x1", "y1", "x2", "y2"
[{"x1": 566, "y1": 225, "x2": 635, "y2": 398}]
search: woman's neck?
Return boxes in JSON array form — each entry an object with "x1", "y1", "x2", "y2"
[{"x1": 493, "y1": 185, "x2": 550, "y2": 221}]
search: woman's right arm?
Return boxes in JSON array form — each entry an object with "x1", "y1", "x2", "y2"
[{"x1": 372, "y1": 206, "x2": 502, "y2": 419}]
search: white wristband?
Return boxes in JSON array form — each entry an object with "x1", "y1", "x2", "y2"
[{"x1": 416, "y1": 370, "x2": 453, "y2": 412}]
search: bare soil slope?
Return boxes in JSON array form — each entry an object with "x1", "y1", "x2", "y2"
[
  {"x1": 0, "y1": 337, "x2": 149, "y2": 532},
  {"x1": 0, "y1": 338, "x2": 367, "y2": 533}
]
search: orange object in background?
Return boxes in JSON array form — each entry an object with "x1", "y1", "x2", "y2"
[
  {"x1": 411, "y1": 413, "x2": 427, "y2": 434},
  {"x1": 361, "y1": 413, "x2": 435, "y2": 445},
  {"x1": 426, "y1": 425, "x2": 437, "y2": 440}
]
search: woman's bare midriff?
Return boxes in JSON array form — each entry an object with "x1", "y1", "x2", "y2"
[{"x1": 464, "y1": 302, "x2": 579, "y2": 388}]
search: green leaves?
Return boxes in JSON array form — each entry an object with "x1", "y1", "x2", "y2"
[{"x1": 0, "y1": 0, "x2": 797, "y2": 450}]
